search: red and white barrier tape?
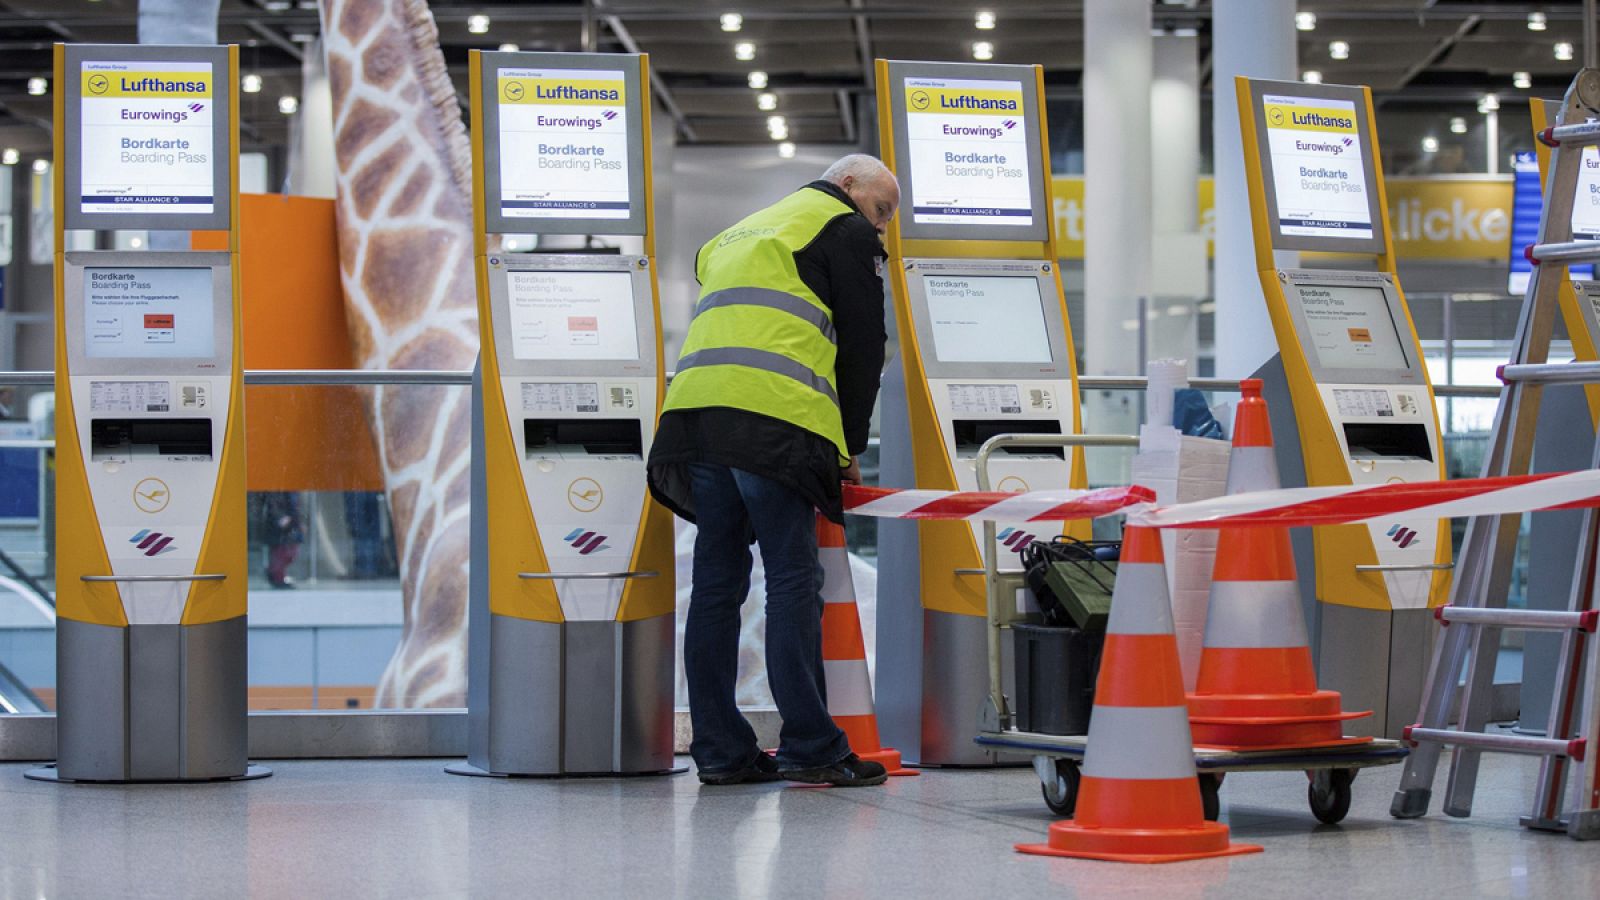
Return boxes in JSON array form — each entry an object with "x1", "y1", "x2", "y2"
[
  {"x1": 844, "y1": 469, "x2": 1600, "y2": 529},
  {"x1": 843, "y1": 484, "x2": 1154, "y2": 522}
]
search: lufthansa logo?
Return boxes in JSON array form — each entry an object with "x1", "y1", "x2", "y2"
[
  {"x1": 997, "y1": 476, "x2": 1029, "y2": 494},
  {"x1": 567, "y1": 477, "x2": 603, "y2": 513},
  {"x1": 1268, "y1": 108, "x2": 1286, "y2": 127},
  {"x1": 503, "y1": 81, "x2": 525, "y2": 102},
  {"x1": 910, "y1": 90, "x2": 931, "y2": 111},
  {"x1": 133, "y1": 477, "x2": 171, "y2": 514},
  {"x1": 88, "y1": 74, "x2": 110, "y2": 95}
]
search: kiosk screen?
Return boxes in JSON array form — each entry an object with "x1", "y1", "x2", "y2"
[
  {"x1": 78, "y1": 59, "x2": 216, "y2": 217},
  {"x1": 925, "y1": 274, "x2": 1052, "y2": 364},
  {"x1": 1261, "y1": 92, "x2": 1374, "y2": 242},
  {"x1": 1575, "y1": 146, "x2": 1600, "y2": 242},
  {"x1": 83, "y1": 266, "x2": 214, "y2": 359},
  {"x1": 507, "y1": 269, "x2": 639, "y2": 361},
  {"x1": 1290, "y1": 282, "x2": 1409, "y2": 371},
  {"x1": 494, "y1": 66, "x2": 630, "y2": 221},
  {"x1": 903, "y1": 76, "x2": 1033, "y2": 228}
]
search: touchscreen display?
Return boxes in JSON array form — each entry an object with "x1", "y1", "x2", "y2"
[
  {"x1": 506, "y1": 269, "x2": 639, "y2": 361},
  {"x1": 1291, "y1": 282, "x2": 1410, "y2": 371},
  {"x1": 924, "y1": 274, "x2": 1052, "y2": 364},
  {"x1": 83, "y1": 266, "x2": 215, "y2": 359}
]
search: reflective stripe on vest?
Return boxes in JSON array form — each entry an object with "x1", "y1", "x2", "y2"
[
  {"x1": 663, "y1": 186, "x2": 854, "y2": 459},
  {"x1": 676, "y1": 347, "x2": 841, "y2": 407}
]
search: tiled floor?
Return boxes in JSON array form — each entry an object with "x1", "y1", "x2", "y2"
[{"x1": 0, "y1": 749, "x2": 1593, "y2": 898}]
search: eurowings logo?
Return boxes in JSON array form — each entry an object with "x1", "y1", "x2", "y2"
[
  {"x1": 603, "y1": 110, "x2": 618, "y2": 120},
  {"x1": 1003, "y1": 119, "x2": 1017, "y2": 130},
  {"x1": 189, "y1": 103, "x2": 205, "y2": 113},
  {"x1": 997, "y1": 527, "x2": 1037, "y2": 553},
  {"x1": 1343, "y1": 137, "x2": 1353, "y2": 147},
  {"x1": 564, "y1": 529, "x2": 610, "y2": 555},
  {"x1": 128, "y1": 529, "x2": 177, "y2": 557},
  {"x1": 1386, "y1": 524, "x2": 1418, "y2": 549}
]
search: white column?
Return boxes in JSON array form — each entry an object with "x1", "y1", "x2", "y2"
[
  {"x1": 288, "y1": 39, "x2": 338, "y2": 199},
  {"x1": 1211, "y1": 0, "x2": 1297, "y2": 378},
  {"x1": 1082, "y1": 0, "x2": 1152, "y2": 454},
  {"x1": 1149, "y1": 34, "x2": 1204, "y2": 368}
]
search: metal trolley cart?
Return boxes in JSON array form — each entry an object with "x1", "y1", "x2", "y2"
[{"x1": 971, "y1": 433, "x2": 1409, "y2": 824}]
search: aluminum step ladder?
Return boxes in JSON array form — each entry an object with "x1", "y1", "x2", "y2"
[{"x1": 1389, "y1": 69, "x2": 1600, "y2": 840}]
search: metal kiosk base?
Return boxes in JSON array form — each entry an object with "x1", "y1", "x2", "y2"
[{"x1": 28, "y1": 617, "x2": 269, "y2": 784}]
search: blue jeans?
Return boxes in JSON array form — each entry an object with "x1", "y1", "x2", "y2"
[{"x1": 684, "y1": 463, "x2": 849, "y2": 773}]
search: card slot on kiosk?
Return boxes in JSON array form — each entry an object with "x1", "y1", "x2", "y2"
[
  {"x1": 1239, "y1": 77, "x2": 1449, "y2": 738},
  {"x1": 874, "y1": 58, "x2": 1087, "y2": 766}
]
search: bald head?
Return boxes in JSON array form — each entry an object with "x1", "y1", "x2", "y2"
[{"x1": 821, "y1": 154, "x2": 900, "y2": 232}]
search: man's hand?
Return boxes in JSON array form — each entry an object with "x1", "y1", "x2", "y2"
[{"x1": 841, "y1": 457, "x2": 862, "y2": 485}]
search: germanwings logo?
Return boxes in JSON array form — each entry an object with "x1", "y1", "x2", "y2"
[
  {"x1": 564, "y1": 528, "x2": 610, "y2": 555},
  {"x1": 1387, "y1": 524, "x2": 1418, "y2": 549},
  {"x1": 128, "y1": 529, "x2": 176, "y2": 557},
  {"x1": 997, "y1": 527, "x2": 1037, "y2": 553}
]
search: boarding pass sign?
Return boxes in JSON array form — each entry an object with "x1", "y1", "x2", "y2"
[{"x1": 78, "y1": 60, "x2": 214, "y2": 216}]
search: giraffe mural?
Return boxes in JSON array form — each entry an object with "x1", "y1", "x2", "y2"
[
  {"x1": 321, "y1": 0, "x2": 476, "y2": 706},
  {"x1": 316, "y1": 0, "x2": 885, "y2": 713}
]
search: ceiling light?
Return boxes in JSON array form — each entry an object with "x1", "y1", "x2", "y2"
[
  {"x1": 972, "y1": 41, "x2": 995, "y2": 61},
  {"x1": 498, "y1": 43, "x2": 519, "y2": 52},
  {"x1": 31, "y1": 159, "x2": 49, "y2": 174},
  {"x1": 1329, "y1": 40, "x2": 1350, "y2": 61},
  {"x1": 1556, "y1": 41, "x2": 1575, "y2": 61},
  {"x1": 975, "y1": 10, "x2": 996, "y2": 30},
  {"x1": 766, "y1": 115, "x2": 786, "y2": 131},
  {"x1": 778, "y1": 141, "x2": 796, "y2": 159},
  {"x1": 1528, "y1": 11, "x2": 1548, "y2": 32},
  {"x1": 1479, "y1": 93, "x2": 1500, "y2": 112},
  {"x1": 128, "y1": 236, "x2": 144, "y2": 249},
  {"x1": 467, "y1": 14, "x2": 490, "y2": 34},
  {"x1": 757, "y1": 91, "x2": 776, "y2": 111},
  {"x1": 1514, "y1": 71, "x2": 1533, "y2": 89},
  {"x1": 1422, "y1": 136, "x2": 1439, "y2": 153},
  {"x1": 289, "y1": 32, "x2": 315, "y2": 43},
  {"x1": 27, "y1": 77, "x2": 47, "y2": 96},
  {"x1": 747, "y1": 70, "x2": 767, "y2": 89},
  {"x1": 1450, "y1": 117, "x2": 1468, "y2": 134},
  {"x1": 720, "y1": 12, "x2": 742, "y2": 32},
  {"x1": 734, "y1": 41, "x2": 755, "y2": 61},
  {"x1": 278, "y1": 95, "x2": 299, "y2": 115},
  {"x1": 263, "y1": 0, "x2": 290, "y2": 10},
  {"x1": 1301, "y1": 70, "x2": 1323, "y2": 84},
  {"x1": 1295, "y1": 12, "x2": 1316, "y2": 32},
  {"x1": 242, "y1": 73, "x2": 263, "y2": 93},
  {"x1": 0, "y1": 148, "x2": 17, "y2": 166}
]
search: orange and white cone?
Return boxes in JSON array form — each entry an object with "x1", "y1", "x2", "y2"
[
  {"x1": 818, "y1": 514, "x2": 916, "y2": 777},
  {"x1": 1017, "y1": 527, "x2": 1260, "y2": 863},
  {"x1": 1186, "y1": 379, "x2": 1369, "y2": 749}
]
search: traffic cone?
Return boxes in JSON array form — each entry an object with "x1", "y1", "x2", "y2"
[
  {"x1": 1017, "y1": 527, "x2": 1261, "y2": 863},
  {"x1": 817, "y1": 514, "x2": 916, "y2": 777},
  {"x1": 1186, "y1": 379, "x2": 1370, "y2": 750}
]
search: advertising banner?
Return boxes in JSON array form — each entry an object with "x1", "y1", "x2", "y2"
[
  {"x1": 494, "y1": 67, "x2": 630, "y2": 222},
  {"x1": 902, "y1": 76, "x2": 1033, "y2": 228}
]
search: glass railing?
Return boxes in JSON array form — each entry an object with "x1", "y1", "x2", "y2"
[{"x1": 0, "y1": 370, "x2": 1509, "y2": 717}]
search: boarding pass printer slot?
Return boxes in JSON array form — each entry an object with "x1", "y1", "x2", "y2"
[
  {"x1": 1342, "y1": 422, "x2": 1432, "y2": 462},
  {"x1": 524, "y1": 418, "x2": 644, "y2": 459},
  {"x1": 952, "y1": 419, "x2": 1064, "y2": 458},
  {"x1": 90, "y1": 418, "x2": 213, "y2": 461}
]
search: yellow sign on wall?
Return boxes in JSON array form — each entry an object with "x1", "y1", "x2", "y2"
[{"x1": 1051, "y1": 175, "x2": 1513, "y2": 262}]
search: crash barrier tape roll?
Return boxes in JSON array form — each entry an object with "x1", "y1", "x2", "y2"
[{"x1": 844, "y1": 469, "x2": 1600, "y2": 530}]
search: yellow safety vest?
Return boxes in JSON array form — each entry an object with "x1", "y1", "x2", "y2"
[{"x1": 664, "y1": 187, "x2": 853, "y2": 462}]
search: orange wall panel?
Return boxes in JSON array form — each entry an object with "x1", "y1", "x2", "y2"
[{"x1": 196, "y1": 194, "x2": 385, "y2": 492}]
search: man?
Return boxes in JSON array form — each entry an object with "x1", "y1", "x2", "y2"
[{"x1": 649, "y1": 155, "x2": 898, "y2": 787}]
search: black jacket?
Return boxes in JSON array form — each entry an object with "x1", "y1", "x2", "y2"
[{"x1": 648, "y1": 181, "x2": 888, "y2": 523}]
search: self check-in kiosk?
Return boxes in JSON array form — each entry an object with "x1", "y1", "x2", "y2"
[
  {"x1": 1237, "y1": 78, "x2": 1450, "y2": 738},
  {"x1": 29, "y1": 43, "x2": 263, "y2": 782},
  {"x1": 874, "y1": 59, "x2": 1087, "y2": 765},
  {"x1": 448, "y1": 50, "x2": 676, "y2": 777}
]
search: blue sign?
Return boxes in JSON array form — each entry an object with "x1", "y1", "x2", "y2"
[{"x1": 1510, "y1": 151, "x2": 1592, "y2": 294}]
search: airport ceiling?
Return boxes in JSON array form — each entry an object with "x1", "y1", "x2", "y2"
[{"x1": 0, "y1": 0, "x2": 1595, "y2": 157}]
